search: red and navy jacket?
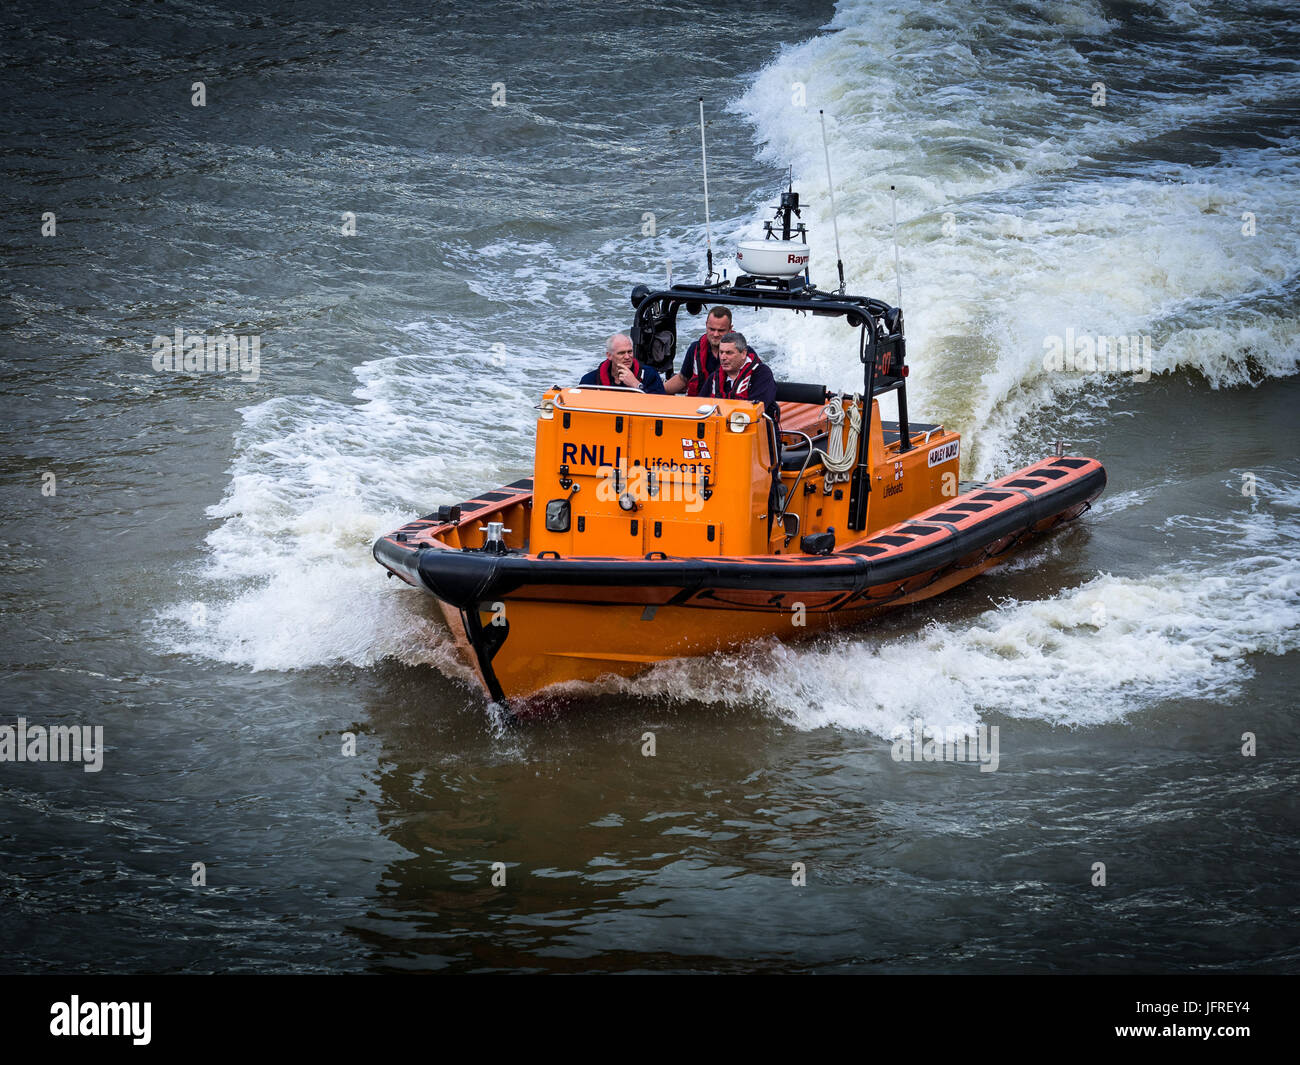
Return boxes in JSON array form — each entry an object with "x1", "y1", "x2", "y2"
[
  {"x1": 697, "y1": 351, "x2": 779, "y2": 427},
  {"x1": 679, "y1": 334, "x2": 720, "y2": 396},
  {"x1": 580, "y1": 358, "x2": 666, "y2": 394},
  {"x1": 680, "y1": 335, "x2": 763, "y2": 396}
]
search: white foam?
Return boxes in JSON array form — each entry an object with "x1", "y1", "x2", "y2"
[
  {"x1": 618, "y1": 551, "x2": 1300, "y2": 737},
  {"x1": 730, "y1": 0, "x2": 1300, "y2": 475},
  {"x1": 152, "y1": 312, "x2": 550, "y2": 672}
]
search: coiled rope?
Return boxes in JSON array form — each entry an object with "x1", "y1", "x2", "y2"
[{"x1": 821, "y1": 394, "x2": 861, "y2": 493}]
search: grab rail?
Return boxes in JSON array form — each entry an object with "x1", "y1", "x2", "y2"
[
  {"x1": 764, "y1": 416, "x2": 814, "y2": 538},
  {"x1": 779, "y1": 426, "x2": 815, "y2": 515},
  {"x1": 547, "y1": 391, "x2": 723, "y2": 420}
]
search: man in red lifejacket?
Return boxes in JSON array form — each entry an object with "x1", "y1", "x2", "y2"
[
  {"x1": 580, "y1": 332, "x2": 666, "y2": 393},
  {"x1": 664, "y1": 306, "x2": 754, "y2": 396},
  {"x1": 697, "y1": 330, "x2": 779, "y2": 429}
]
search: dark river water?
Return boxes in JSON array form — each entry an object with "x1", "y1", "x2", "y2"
[{"x1": 1, "y1": 0, "x2": 1297, "y2": 973}]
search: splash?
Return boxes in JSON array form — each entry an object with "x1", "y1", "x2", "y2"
[{"x1": 731, "y1": 0, "x2": 1300, "y2": 475}]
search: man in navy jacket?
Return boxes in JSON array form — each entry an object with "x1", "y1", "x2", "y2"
[
  {"x1": 581, "y1": 333, "x2": 666, "y2": 393},
  {"x1": 697, "y1": 331, "x2": 778, "y2": 428}
]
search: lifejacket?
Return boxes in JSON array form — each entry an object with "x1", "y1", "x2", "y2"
[
  {"x1": 598, "y1": 356, "x2": 644, "y2": 387},
  {"x1": 711, "y1": 350, "x2": 759, "y2": 400},
  {"x1": 685, "y1": 334, "x2": 713, "y2": 396}
]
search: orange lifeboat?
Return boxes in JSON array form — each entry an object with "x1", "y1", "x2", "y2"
[{"x1": 375, "y1": 195, "x2": 1105, "y2": 714}]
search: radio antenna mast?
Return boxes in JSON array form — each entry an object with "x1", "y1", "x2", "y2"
[
  {"x1": 891, "y1": 184, "x2": 903, "y2": 309},
  {"x1": 819, "y1": 110, "x2": 846, "y2": 293},
  {"x1": 699, "y1": 98, "x2": 714, "y2": 282}
]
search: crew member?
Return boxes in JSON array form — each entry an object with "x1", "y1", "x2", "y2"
[
  {"x1": 581, "y1": 332, "x2": 666, "y2": 393},
  {"x1": 664, "y1": 307, "x2": 756, "y2": 396},
  {"x1": 698, "y1": 331, "x2": 778, "y2": 428}
]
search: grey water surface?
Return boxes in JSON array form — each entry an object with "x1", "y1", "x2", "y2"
[{"x1": 1, "y1": 0, "x2": 1297, "y2": 972}]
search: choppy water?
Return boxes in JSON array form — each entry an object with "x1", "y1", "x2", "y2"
[{"x1": 1, "y1": 0, "x2": 1297, "y2": 972}]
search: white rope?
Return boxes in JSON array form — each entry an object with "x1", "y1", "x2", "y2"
[{"x1": 821, "y1": 394, "x2": 861, "y2": 492}]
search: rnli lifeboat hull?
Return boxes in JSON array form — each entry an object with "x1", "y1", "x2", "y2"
[{"x1": 375, "y1": 456, "x2": 1105, "y2": 712}]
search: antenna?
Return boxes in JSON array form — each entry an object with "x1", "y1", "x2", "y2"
[
  {"x1": 699, "y1": 98, "x2": 714, "y2": 281},
  {"x1": 819, "y1": 110, "x2": 846, "y2": 293},
  {"x1": 890, "y1": 184, "x2": 903, "y2": 309}
]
